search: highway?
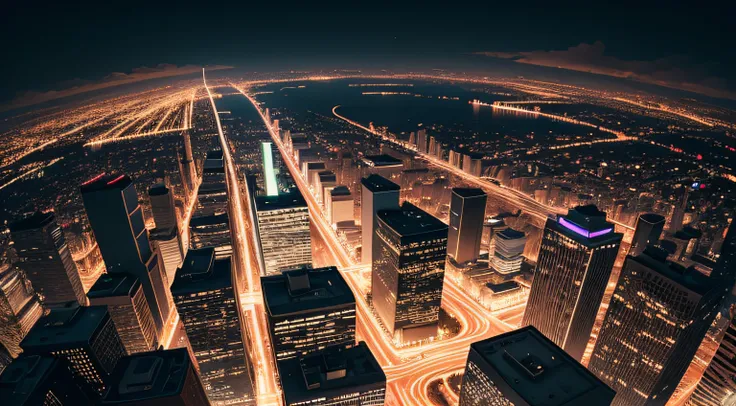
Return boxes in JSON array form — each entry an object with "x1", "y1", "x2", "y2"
[
  {"x1": 203, "y1": 72, "x2": 281, "y2": 406},
  {"x1": 233, "y1": 83, "x2": 519, "y2": 405}
]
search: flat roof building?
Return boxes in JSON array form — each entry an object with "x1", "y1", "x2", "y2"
[
  {"x1": 0, "y1": 355, "x2": 90, "y2": 405},
  {"x1": 277, "y1": 342, "x2": 386, "y2": 406},
  {"x1": 360, "y1": 175, "x2": 400, "y2": 265},
  {"x1": 254, "y1": 190, "x2": 312, "y2": 276},
  {"x1": 262, "y1": 266, "x2": 356, "y2": 361},
  {"x1": 459, "y1": 326, "x2": 615, "y2": 406}
]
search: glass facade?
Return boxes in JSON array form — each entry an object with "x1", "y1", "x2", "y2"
[
  {"x1": 447, "y1": 188, "x2": 487, "y2": 265},
  {"x1": 255, "y1": 192, "x2": 312, "y2": 276}
]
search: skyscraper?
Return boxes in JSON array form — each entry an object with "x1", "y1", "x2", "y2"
[
  {"x1": 188, "y1": 213, "x2": 233, "y2": 261},
  {"x1": 360, "y1": 175, "x2": 400, "y2": 265},
  {"x1": 87, "y1": 273, "x2": 157, "y2": 355},
  {"x1": 148, "y1": 183, "x2": 179, "y2": 231},
  {"x1": 326, "y1": 185, "x2": 353, "y2": 225},
  {"x1": 0, "y1": 355, "x2": 91, "y2": 405},
  {"x1": 491, "y1": 228, "x2": 527, "y2": 275},
  {"x1": 588, "y1": 247, "x2": 723, "y2": 406},
  {"x1": 171, "y1": 248, "x2": 255, "y2": 405},
  {"x1": 253, "y1": 190, "x2": 311, "y2": 276},
  {"x1": 101, "y1": 348, "x2": 210, "y2": 406},
  {"x1": 315, "y1": 170, "x2": 336, "y2": 206},
  {"x1": 178, "y1": 130, "x2": 197, "y2": 199},
  {"x1": 196, "y1": 150, "x2": 228, "y2": 217},
  {"x1": 417, "y1": 129, "x2": 428, "y2": 153},
  {"x1": 458, "y1": 326, "x2": 615, "y2": 406},
  {"x1": 81, "y1": 173, "x2": 172, "y2": 338},
  {"x1": 277, "y1": 342, "x2": 386, "y2": 406},
  {"x1": 20, "y1": 304, "x2": 127, "y2": 397},
  {"x1": 522, "y1": 205, "x2": 622, "y2": 361},
  {"x1": 629, "y1": 213, "x2": 665, "y2": 256},
  {"x1": 150, "y1": 227, "x2": 184, "y2": 285},
  {"x1": 262, "y1": 266, "x2": 356, "y2": 361},
  {"x1": 0, "y1": 263, "x2": 43, "y2": 357},
  {"x1": 372, "y1": 202, "x2": 448, "y2": 343},
  {"x1": 447, "y1": 188, "x2": 487, "y2": 265},
  {"x1": 687, "y1": 305, "x2": 736, "y2": 406},
  {"x1": 9, "y1": 211, "x2": 87, "y2": 305}
]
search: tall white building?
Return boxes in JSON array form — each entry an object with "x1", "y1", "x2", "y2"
[
  {"x1": 327, "y1": 186, "x2": 354, "y2": 226},
  {"x1": 491, "y1": 228, "x2": 526, "y2": 275},
  {"x1": 360, "y1": 175, "x2": 400, "y2": 265},
  {"x1": 254, "y1": 191, "x2": 312, "y2": 276}
]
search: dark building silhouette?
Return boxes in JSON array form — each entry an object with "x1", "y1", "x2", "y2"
[
  {"x1": 458, "y1": 326, "x2": 615, "y2": 406},
  {"x1": 172, "y1": 248, "x2": 254, "y2": 405},
  {"x1": 589, "y1": 247, "x2": 723, "y2": 406},
  {"x1": 0, "y1": 263, "x2": 43, "y2": 357},
  {"x1": 629, "y1": 213, "x2": 665, "y2": 257},
  {"x1": 262, "y1": 266, "x2": 356, "y2": 361},
  {"x1": 81, "y1": 173, "x2": 172, "y2": 340},
  {"x1": 447, "y1": 188, "x2": 487, "y2": 265},
  {"x1": 88, "y1": 273, "x2": 157, "y2": 355},
  {"x1": 20, "y1": 304, "x2": 126, "y2": 397},
  {"x1": 277, "y1": 342, "x2": 386, "y2": 406},
  {"x1": 0, "y1": 355, "x2": 90, "y2": 405},
  {"x1": 372, "y1": 202, "x2": 448, "y2": 344},
  {"x1": 9, "y1": 211, "x2": 87, "y2": 305},
  {"x1": 522, "y1": 205, "x2": 622, "y2": 361},
  {"x1": 101, "y1": 348, "x2": 210, "y2": 406}
]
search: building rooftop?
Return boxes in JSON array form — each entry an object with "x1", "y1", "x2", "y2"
[
  {"x1": 632, "y1": 247, "x2": 713, "y2": 295},
  {"x1": 102, "y1": 348, "x2": 195, "y2": 403},
  {"x1": 172, "y1": 248, "x2": 232, "y2": 295},
  {"x1": 278, "y1": 342, "x2": 385, "y2": 404},
  {"x1": 318, "y1": 171, "x2": 336, "y2": 182},
  {"x1": 149, "y1": 227, "x2": 179, "y2": 240},
  {"x1": 0, "y1": 355, "x2": 68, "y2": 404},
  {"x1": 470, "y1": 326, "x2": 615, "y2": 405},
  {"x1": 255, "y1": 190, "x2": 307, "y2": 212},
  {"x1": 497, "y1": 228, "x2": 526, "y2": 241},
  {"x1": 639, "y1": 213, "x2": 665, "y2": 225},
  {"x1": 486, "y1": 280, "x2": 520, "y2": 293},
  {"x1": 87, "y1": 273, "x2": 140, "y2": 300},
  {"x1": 361, "y1": 174, "x2": 400, "y2": 193},
  {"x1": 361, "y1": 154, "x2": 402, "y2": 168},
  {"x1": 552, "y1": 205, "x2": 622, "y2": 246},
  {"x1": 377, "y1": 202, "x2": 447, "y2": 237},
  {"x1": 331, "y1": 186, "x2": 351, "y2": 197},
  {"x1": 80, "y1": 173, "x2": 133, "y2": 193},
  {"x1": 9, "y1": 211, "x2": 55, "y2": 233},
  {"x1": 452, "y1": 188, "x2": 487, "y2": 199},
  {"x1": 262, "y1": 267, "x2": 355, "y2": 317},
  {"x1": 189, "y1": 213, "x2": 230, "y2": 228},
  {"x1": 305, "y1": 162, "x2": 326, "y2": 171},
  {"x1": 147, "y1": 183, "x2": 169, "y2": 196},
  {"x1": 21, "y1": 304, "x2": 109, "y2": 351}
]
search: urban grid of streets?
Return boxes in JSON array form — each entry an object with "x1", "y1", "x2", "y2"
[{"x1": 198, "y1": 70, "x2": 710, "y2": 406}]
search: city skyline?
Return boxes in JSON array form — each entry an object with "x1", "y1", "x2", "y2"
[{"x1": 2, "y1": 11, "x2": 736, "y2": 405}]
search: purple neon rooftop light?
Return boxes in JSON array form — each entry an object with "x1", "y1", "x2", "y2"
[{"x1": 558, "y1": 217, "x2": 613, "y2": 239}]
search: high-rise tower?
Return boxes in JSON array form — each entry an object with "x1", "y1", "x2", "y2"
[
  {"x1": 0, "y1": 263, "x2": 43, "y2": 357},
  {"x1": 447, "y1": 188, "x2": 487, "y2": 265},
  {"x1": 629, "y1": 213, "x2": 665, "y2": 257},
  {"x1": 360, "y1": 175, "x2": 400, "y2": 265},
  {"x1": 9, "y1": 212, "x2": 87, "y2": 305},
  {"x1": 522, "y1": 205, "x2": 622, "y2": 361}
]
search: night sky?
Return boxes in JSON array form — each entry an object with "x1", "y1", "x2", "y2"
[{"x1": 3, "y1": 2, "x2": 734, "y2": 104}]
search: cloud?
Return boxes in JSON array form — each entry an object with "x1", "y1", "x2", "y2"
[
  {"x1": 476, "y1": 42, "x2": 736, "y2": 100},
  {"x1": 4, "y1": 64, "x2": 233, "y2": 111}
]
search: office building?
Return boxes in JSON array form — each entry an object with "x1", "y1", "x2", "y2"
[
  {"x1": 360, "y1": 154, "x2": 403, "y2": 182},
  {"x1": 303, "y1": 161, "x2": 326, "y2": 188},
  {"x1": 189, "y1": 213, "x2": 233, "y2": 261},
  {"x1": 196, "y1": 150, "x2": 228, "y2": 217},
  {"x1": 262, "y1": 267, "x2": 356, "y2": 361},
  {"x1": 372, "y1": 202, "x2": 448, "y2": 343},
  {"x1": 150, "y1": 227, "x2": 184, "y2": 284},
  {"x1": 447, "y1": 188, "x2": 487, "y2": 264},
  {"x1": 261, "y1": 141, "x2": 280, "y2": 197},
  {"x1": 360, "y1": 175, "x2": 400, "y2": 265},
  {"x1": 148, "y1": 183, "x2": 179, "y2": 231},
  {"x1": 253, "y1": 191, "x2": 311, "y2": 276},
  {"x1": 277, "y1": 342, "x2": 386, "y2": 406},
  {"x1": 20, "y1": 304, "x2": 126, "y2": 397},
  {"x1": 629, "y1": 213, "x2": 665, "y2": 257},
  {"x1": 179, "y1": 130, "x2": 197, "y2": 199},
  {"x1": 485, "y1": 217, "x2": 509, "y2": 257},
  {"x1": 458, "y1": 326, "x2": 615, "y2": 406},
  {"x1": 417, "y1": 129, "x2": 428, "y2": 153},
  {"x1": 0, "y1": 263, "x2": 43, "y2": 357},
  {"x1": 172, "y1": 248, "x2": 254, "y2": 405},
  {"x1": 0, "y1": 355, "x2": 91, "y2": 405},
  {"x1": 522, "y1": 205, "x2": 622, "y2": 361},
  {"x1": 326, "y1": 186, "x2": 353, "y2": 226},
  {"x1": 491, "y1": 228, "x2": 527, "y2": 275},
  {"x1": 315, "y1": 170, "x2": 336, "y2": 206},
  {"x1": 9, "y1": 211, "x2": 87, "y2": 305},
  {"x1": 81, "y1": 173, "x2": 172, "y2": 338},
  {"x1": 87, "y1": 273, "x2": 157, "y2": 355},
  {"x1": 462, "y1": 153, "x2": 483, "y2": 177},
  {"x1": 101, "y1": 348, "x2": 209, "y2": 406},
  {"x1": 588, "y1": 247, "x2": 723, "y2": 406}
]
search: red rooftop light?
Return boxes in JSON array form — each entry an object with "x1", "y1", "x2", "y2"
[
  {"x1": 81, "y1": 172, "x2": 106, "y2": 186},
  {"x1": 106, "y1": 175, "x2": 126, "y2": 186}
]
